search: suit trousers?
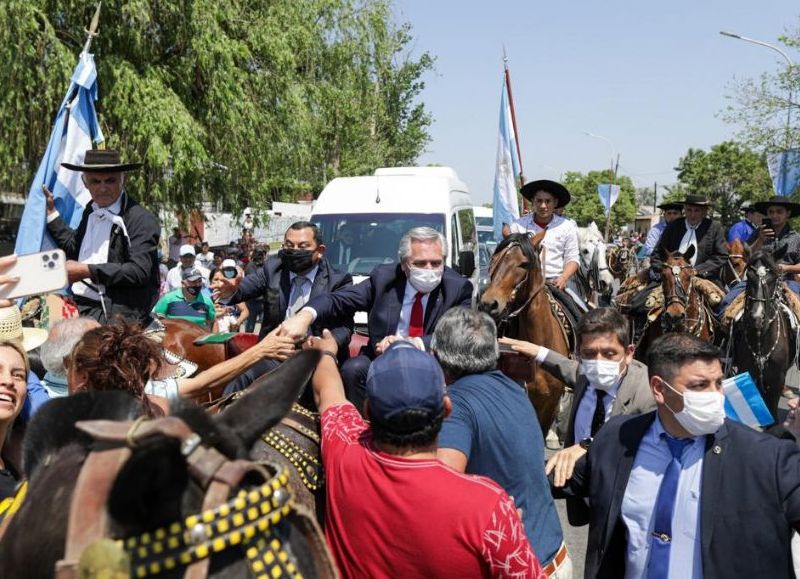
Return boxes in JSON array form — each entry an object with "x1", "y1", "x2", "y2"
[
  {"x1": 223, "y1": 357, "x2": 281, "y2": 396},
  {"x1": 341, "y1": 353, "x2": 371, "y2": 414}
]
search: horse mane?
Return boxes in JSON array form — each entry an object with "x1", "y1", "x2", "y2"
[{"x1": 494, "y1": 233, "x2": 539, "y2": 265}]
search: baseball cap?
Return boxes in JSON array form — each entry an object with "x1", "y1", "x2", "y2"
[
  {"x1": 221, "y1": 259, "x2": 237, "y2": 269},
  {"x1": 180, "y1": 244, "x2": 196, "y2": 257},
  {"x1": 181, "y1": 267, "x2": 203, "y2": 282},
  {"x1": 366, "y1": 341, "x2": 445, "y2": 430}
]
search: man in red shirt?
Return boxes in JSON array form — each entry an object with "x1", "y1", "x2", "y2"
[{"x1": 306, "y1": 331, "x2": 544, "y2": 579}]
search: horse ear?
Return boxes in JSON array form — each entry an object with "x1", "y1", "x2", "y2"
[
  {"x1": 214, "y1": 350, "x2": 321, "y2": 448},
  {"x1": 683, "y1": 245, "x2": 696, "y2": 263},
  {"x1": 743, "y1": 242, "x2": 752, "y2": 260},
  {"x1": 773, "y1": 242, "x2": 788, "y2": 262},
  {"x1": 529, "y1": 230, "x2": 546, "y2": 249},
  {"x1": 501, "y1": 223, "x2": 512, "y2": 239}
]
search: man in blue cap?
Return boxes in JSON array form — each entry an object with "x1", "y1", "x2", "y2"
[{"x1": 305, "y1": 331, "x2": 542, "y2": 578}]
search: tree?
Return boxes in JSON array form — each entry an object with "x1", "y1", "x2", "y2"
[
  {"x1": 562, "y1": 169, "x2": 636, "y2": 232},
  {"x1": 722, "y1": 20, "x2": 800, "y2": 153},
  {"x1": 0, "y1": 0, "x2": 433, "y2": 211},
  {"x1": 674, "y1": 141, "x2": 773, "y2": 226}
]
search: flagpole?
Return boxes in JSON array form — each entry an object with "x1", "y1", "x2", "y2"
[
  {"x1": 82, "y1": 3, "x2": 102, "y2": 55},
  {"x1": 503, "y1": 50, "x2": 526, "y2": 212}
]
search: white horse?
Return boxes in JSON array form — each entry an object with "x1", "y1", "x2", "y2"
[{"x1": 576, "y1": 222, "x2": 614, "y2": 304}]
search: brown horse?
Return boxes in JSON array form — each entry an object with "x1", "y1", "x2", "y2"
[
  {"x1": 608, "y1": 245, "x2": 639, "y2": 284},
  {"x1": 479, "y1": 232, "x2": 570, "y2": 434},
  {"x1": 721, "y1": 238, "x2": 748, "y2": 289}
]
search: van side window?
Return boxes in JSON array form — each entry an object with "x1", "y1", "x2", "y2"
[
  {"x1": 458, "y1": 208, "x2": 476, "y2": 251},
  {"x1": 450, "y1": 214, "x2": 460, "y2": 269}
]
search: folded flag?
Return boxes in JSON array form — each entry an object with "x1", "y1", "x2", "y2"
[{"x1": 723, "y1": 372, "x2": 774, "y2": 428}]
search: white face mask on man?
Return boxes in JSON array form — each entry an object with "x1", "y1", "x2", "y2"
[
  {"x1": 408, "y1": 266, "x2": 443, "y2": 294},
  {"x1": 580, "y1": 359, "x2": 623, "y2": 391},
  {"x1": 660, "y1": 378, "x2": 725, "y2": 436}
]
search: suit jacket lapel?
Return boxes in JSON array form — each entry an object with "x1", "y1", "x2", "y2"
[
  {"x1": 310, "y1": 262, "x2": 329, "y2": 299},
  {"x1": 611, "y1": 371, "x2": 640, "y2": 414},
  {"x1": 387, "y1": 268, "x2": 406, "y2": 334},
  {"x1": 423, "y1": 284, "x2": 443, "y2": 332},
  {"x1": 700, "y1": 421, "x2": 729, "y2": 555},
  {"x1": 278, "y1": 268, "x2": 291, "y2": 314}
]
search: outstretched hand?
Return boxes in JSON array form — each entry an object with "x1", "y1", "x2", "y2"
[
  {"x1": 0, "y1": 254, "x2": 19, "y2": 307},
  {"x1": 303, "y1": 329, "x2": 339, "y2": 357},
  {"x1": 42, "y1": 184, "x2": 56, "y2": 215}
]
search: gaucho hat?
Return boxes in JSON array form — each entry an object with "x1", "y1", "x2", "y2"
[
  {"x1": 753, "y1": 196, "x2": 800, "y2": 216},
  {"x1": 657, "y1": 201, "x2": 684, "y2": 211},
  {"x1": 61, "y1": 149, "x2": 142, "y2": 173},
  {"x1": 520, "y1": 179, "x2": 571, "y2": 208},
  {"x1": 681, "y1": 194, "x2": 713, "y2": 207}
]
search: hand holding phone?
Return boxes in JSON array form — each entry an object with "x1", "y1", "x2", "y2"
[{"x1": 0, "y1": 250, "x2": 68, "y2": 301}]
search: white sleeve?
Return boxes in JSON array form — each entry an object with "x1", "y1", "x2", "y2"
[
  {"x1": 563, "y1": 223, "x2": 580, "y2": 265},
  {"x1": 47, "y1": 211, "x2": 60, "y2": 223}
]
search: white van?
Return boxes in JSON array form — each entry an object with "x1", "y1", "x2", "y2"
[{"x1": 311, "y1": 166, "x2": 478, "y2": 307}]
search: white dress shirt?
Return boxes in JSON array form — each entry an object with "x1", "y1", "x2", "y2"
[
  {"x1": 285, "y1": 265, "x2": 319, "y2": 320},
  {"x1": 510, "y1": 214, "x2": 580, "y2": 280},
  {"x1": 573, "y1": 381, "x2": 620, "y2": 443},
  {"x1": 621, "y1": 415, "x2": 704, "y2": 579},
  {"x1": 396, "y1": 281, "x2": 431, "y2": 337},
  {"x1": 679, "y1": 222, "x2": 700, "y2": 266}
]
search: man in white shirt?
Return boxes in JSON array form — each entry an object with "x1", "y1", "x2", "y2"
[
  {"x1": 196, "y1": 241, "x2": 215, "y2": 270},
  {"x1": 166, "y1": 244, "x2": 209, "y2": 291}
]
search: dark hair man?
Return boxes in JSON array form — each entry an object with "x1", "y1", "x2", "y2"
[
  {"x1": 432, "y1": 307, "x2": 568, "y2": 577},
  {"x1": 558, "y1": 333, "x2": 800, "y2": 578},
  {"x1": 45, "y1": 149, "x2": 160, "y2": 323},
  {"x1": 305, "y1": 331, "x2": 542, "y2": 578},
  {"x1": 213, "y1": 221, "x2": 353, "y2": 394}
]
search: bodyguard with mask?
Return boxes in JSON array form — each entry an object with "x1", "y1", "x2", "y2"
[
  {"x1": 213, "y1": 221, "x2": 353, "y2": 394},
  {"x1": 280, "y1": 226, "x2": 473, "y2": 412},
  {"x1": 500, "y1": 307, "x2": 655, "y2": 523},
  {"x1": 555, "y1": 333, "x2": 800, "y2": 578}
]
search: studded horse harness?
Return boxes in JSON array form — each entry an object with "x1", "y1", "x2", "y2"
[
  {"x1": 662, "y1": 263, "x2": 706, "y2": 335},
  {"x1": 42, "y1": 415, "x2": 334, "y2": 579}
]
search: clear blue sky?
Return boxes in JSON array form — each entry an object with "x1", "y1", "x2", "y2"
[{"x1": 397, "y1": 1, "x2": 799, "y2": 205}]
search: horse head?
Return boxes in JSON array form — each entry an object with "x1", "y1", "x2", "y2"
[
  {"x1": 725, "y1": 238, "x2": 748, "y2": 285},
  {"x1": 479, "y1": 231, "x2": 545, "y2": 322},
  {"x1": 744, "y1": 244, "x2": 787, "y2": 322},
  {"x1": 578, "y1": 224, "x2": 613, "y2": 295},
  {"x1": 660, "y1": 246, "x2": 696, "y2": 332},
  {"x1": 5, "y1": 351, "x2": 326, "y2": 578}
]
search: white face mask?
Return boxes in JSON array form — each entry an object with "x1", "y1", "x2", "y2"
[
  {"x1": 408, "y1": 266, "x2": 443, "y2": 294},
  {"x1": 661, "y1": 379, "x2": 725, "y2": 436},
  {"x1": 581, "y1": 359, "x2": 623, "y2": 392}
]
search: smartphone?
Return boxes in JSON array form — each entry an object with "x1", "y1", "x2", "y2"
[
  {"x1": 0, "y1": 250, "x2": 68, "y2": 300},
  {"x1": 762, "y1": 218, "x2": 774, "y2": 230}
]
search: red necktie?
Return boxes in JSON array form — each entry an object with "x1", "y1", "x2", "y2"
[{"x1": 408, "y1": 292, "x2": 424, "y2": 337}]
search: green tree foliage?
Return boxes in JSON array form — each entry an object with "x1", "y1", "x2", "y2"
[
  {"x1": 562, "y1": 169, "x2": 636, "y2": 231},
  {"x1": 673, "y1": 141, "x2": 773, "y2": 226},
  {"x1": 0, "y1": 0, "x2": 433, "y2": 210},
  {"x1": 722, "y1": 20, "x2": 800, "y2": 152}
]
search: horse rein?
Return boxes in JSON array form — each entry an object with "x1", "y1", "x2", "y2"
[
  {"x1": 726, "y1": 253, "x2": 746, "y2": 284},
  {"x1": 489, "y1": 238, "x2": 547, "y2": 328},
  {"x1": 743, "y1": 264, "x2": 786, "y2": 378},
  {"x1": 46, "y1": 416, "x2": 317, "y2": 579},
  {"x1": 662, "y1": 263, "x2": 703, "y2": 333}
]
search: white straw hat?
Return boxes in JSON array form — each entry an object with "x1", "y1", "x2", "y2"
[{"x1": 0, "y1": 305, "x2": 49, "y2": 351}]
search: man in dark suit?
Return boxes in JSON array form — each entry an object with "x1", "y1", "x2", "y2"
[
  {"x1": 558, "y1": 333, "x2": 800, "y2": 578},
  {"x1": 280, "y1": 227, "x2": 473, "y2": 411},
  {"x1": 213, "y1": 221, "x2": 353, "y2": 394},
  {"x1": 44, "y1": 149, "x2": 161, "y2": 324},
  {"x1": 650, "y1": 194, "x2": 729, "y2": 284}
]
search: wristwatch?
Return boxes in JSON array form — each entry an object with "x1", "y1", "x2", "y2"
[{"x1": 578, "y1": 437, "x2": 593, "y2": 450}]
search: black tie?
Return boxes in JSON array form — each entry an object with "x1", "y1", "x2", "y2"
[{"x1": 590, "y1": 390, "x2": 607, "y2": 437}]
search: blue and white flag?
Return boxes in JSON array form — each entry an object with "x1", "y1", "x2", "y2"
[
  {"x1": 492, "y1": 80, "x2": 521, "y2": 242},
  {"x1": 14, "y1": 51, "x2": 104, "y2": 256},
  {"x1": 767, "y1": 149, "x2": 800, "y2": 197},
  {"x1": 723, "y1": 372, "x2": 774, "y2": 428},
  {"x1": 597, "y1": 183, "x2": 621, "y2": 215}
]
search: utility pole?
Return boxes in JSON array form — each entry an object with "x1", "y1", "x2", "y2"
[{"x1": 653, "y1": 181, "x2": 658, "y2": 213}]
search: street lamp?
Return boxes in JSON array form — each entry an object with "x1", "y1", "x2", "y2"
[{"x1": 583, "y1": 131, "x2": 620, "y2": 239}]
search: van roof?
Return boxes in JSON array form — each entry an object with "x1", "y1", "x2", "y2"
[{"x1": 313, "y1": 168, "x2": 472, "y2": 215}]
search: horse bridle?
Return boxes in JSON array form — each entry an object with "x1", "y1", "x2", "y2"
[
  {"x1": 662, "y1": 263, "x2": 702, "y2": 333},
  {"x1": 489, "y1": 238, "x2": 546, "y2": 328},
  {"x1": 725, "y1": 253, "x2": 746, "y2": 284},
  {"x1": 743, "y1": 263, "x2": 785, "y2": 378},
  {"x1": 37, "y1": 416, "x2": 330, "y2": 579}
]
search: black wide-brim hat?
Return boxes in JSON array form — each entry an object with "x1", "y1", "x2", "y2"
[
  {"x1": 520, "y1": 179, "x2": 571, "y2": 208},
  {"x1": 657, "y1": 201, "x2": 684, "y2": 211},
  {"x1": 753, "y1": 196, "x2": 800, "y2": 216},
  {"x1": 61, "y1": 149, "x2": 142, "y2": 173},
  {"x1": 681, "y1": 194, "x2": 713, "y2": 207}
]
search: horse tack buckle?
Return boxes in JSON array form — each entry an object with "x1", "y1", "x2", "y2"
[
  {"x1": 671, "y1": 265, "x2": 682, "y2": 276},
  {"x1": 757, "y1": 265, "x2": 767, "y2": 278}
]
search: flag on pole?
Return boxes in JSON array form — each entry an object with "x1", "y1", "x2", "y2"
[
  {"x1": 723, "y1": 372, "x2": 774, "y2": 429},
  {"x1": 14, "y1": 51, "x2": 104, "y2": 256},
  {"x1": 492, "y1": 80, "x2": 521, "y2": 242},
  {"x1": 767, "y1": 149, "x2": 800, "y2": 197},
  {"x1": 597, "y1": 183, "x2": 621, "y2": 215}
]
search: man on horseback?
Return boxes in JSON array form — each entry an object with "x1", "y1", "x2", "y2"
[
  {"x1": 44, "y1": 149, "x2": 161, "y2": 324},
  {"x1": 727, "y1": 201, "x2": 763, "y2": 244},
  {"x1": 640, "y1": 201, "x2": 683, "y2": 258},
  {"x1": 509, "y1": 179, "x2": 586, "y2": 321}
]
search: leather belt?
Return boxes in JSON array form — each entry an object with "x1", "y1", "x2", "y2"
[{"x1": 542, "y1": 542, "x2": 569, "y2": 577}]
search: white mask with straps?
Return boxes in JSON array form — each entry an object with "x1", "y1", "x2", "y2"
[
  {"x1": 408, "y1": 266, "x2": 443, "y2": 294},
  {"x1": 580, "y1": 359, "x2": 623, "y2": 392},
  {"x1": 661, "y1": 378, "x2": 725, "y2": 436}
]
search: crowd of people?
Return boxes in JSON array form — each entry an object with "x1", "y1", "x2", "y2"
[{"x1": 3, "y1": 148, "x2": 800, "y2": 578}]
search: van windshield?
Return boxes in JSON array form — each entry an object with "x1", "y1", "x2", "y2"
[{"x1": 312, "y1": 213, "x2": 445, "y2": 275}]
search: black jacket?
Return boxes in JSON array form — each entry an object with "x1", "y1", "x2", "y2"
[
  {"x1": 307, "y1": 263, "x2": 473, "y2": 359},
  {"x1": 561, "y1": 412, "x2": 800, "y2": 578},
  {"x1": 47, "y1": 194, "x2": 161, "y2": 323},
  {"x1": 650, "y1": 217, "x2": 728, "y2": 281},
  {"x1": 230, "y1": 256, "x2": 354, "y2": 361}
]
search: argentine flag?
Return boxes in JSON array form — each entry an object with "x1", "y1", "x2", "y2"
[
  {"x1": 597, "y1": 183, "x2": 621, "y2": 215},
  {"x1": 492, "y1": 80, "x2": 521, "y2": 243},
  {"x1": 14, "y1": 51, "x2": 104, "y2": 255},
  {"x1": 723, "y1": 372, "x2": 774, "y2": 428}
]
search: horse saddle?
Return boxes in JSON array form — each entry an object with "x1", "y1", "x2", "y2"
[{"x1": 544, "y1": 286, "x2": 578, "y2": 352}]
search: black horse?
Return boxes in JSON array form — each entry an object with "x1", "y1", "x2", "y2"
[
  {"x1": 731, "y1": 246, "x2": 795, "y2": 422},
  {"x1": 0, "y1": 351, "x2": 335, "y2": 578}
]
